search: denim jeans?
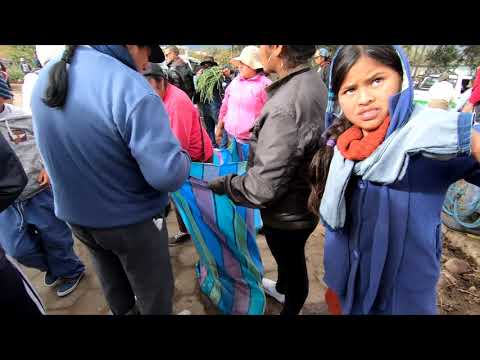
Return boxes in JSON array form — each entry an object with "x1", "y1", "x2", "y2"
[
  {"x1": 199, "y1": 98, "x2": 227, "y2": 147},
  {"x1": 0, "y1": 188, "x2": 85, "y2": 279}
]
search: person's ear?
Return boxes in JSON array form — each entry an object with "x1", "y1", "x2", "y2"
[{"x1": 272, "y1": 45, "x2": 283, "y2": 58}]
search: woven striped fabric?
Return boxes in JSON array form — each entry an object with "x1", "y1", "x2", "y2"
[
  {"x1": 171, "y1": 161, "x2": 265, "y2": 315},
  {"x1": 213, "y1": 137, "x2": 250, "y2": 165}
]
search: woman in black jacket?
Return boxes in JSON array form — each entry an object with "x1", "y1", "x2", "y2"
[{"x1": 209, "y1": 45, "x2": 328, "y2": 315}]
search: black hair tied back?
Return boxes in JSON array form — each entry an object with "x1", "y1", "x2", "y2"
[{"x1": 42, "y1": 45, "x2": 78, "y2": 108}]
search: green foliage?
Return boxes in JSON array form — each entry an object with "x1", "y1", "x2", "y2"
[
  {"x1": 425, "y1": 45, "x2": 460, "y2": 70},
  {"x1": 2, "y1": 45, "x2": 36, "y2": 82},
  {"x1": 202, "y1": 47, "x2": 238, "y2": 66},
  {"x1": 9, "y1": 45, "x2": 36, "y2": 65},
  {"x1": 232, "y1": 45, "x2": 246, "y2": 53},
  {"x1": 460, "y1": 45, "x2": 480, "y2": 69},
  {"x1": 196, "y1": 66, "x2": 223, "y2": 103},
  {"x1": 8, "y1": 64, "x2": 25, "y2": 83}
]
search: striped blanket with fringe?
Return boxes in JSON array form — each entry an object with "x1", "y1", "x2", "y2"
[{"x1": 171, "y1": 158, "x2": 265, "y2": 315}]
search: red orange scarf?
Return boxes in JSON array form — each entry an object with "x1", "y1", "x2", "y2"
[
  {"x1": 325, "y1": 116, "x2": 390, "y2": 315},
  {"x1": 337, "y1": 117, "x2": 390, "y2": 161}
]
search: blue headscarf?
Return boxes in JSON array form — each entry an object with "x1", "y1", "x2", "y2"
[{"x1": 324, "y1": 45, "x2": 414, "y2": 137}]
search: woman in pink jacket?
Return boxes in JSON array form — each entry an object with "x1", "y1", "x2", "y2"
[{"x1": 215, "y1": 46, "x2": 271, "y2": 147}]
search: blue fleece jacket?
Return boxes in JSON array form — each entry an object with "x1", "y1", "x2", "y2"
[{"x1": 31, "y1": 45, "x2": 191, "y2": 228}]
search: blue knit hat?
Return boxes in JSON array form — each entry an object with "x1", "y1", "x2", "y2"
[{"x1": 0, "y1": 76, "x2": 12, "y2": 100}]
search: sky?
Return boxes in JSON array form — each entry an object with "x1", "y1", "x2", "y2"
[{"x1": 184, "y1": 45, "x2": 230, "y2": 50}]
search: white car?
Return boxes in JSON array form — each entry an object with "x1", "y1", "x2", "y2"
[{"x1": 414, "y1": 73, "x2": 473, "y2": 110}]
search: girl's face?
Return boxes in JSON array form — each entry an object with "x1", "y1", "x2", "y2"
[
  {"x1": 238, "y1": 62, "x2": 257, "y2": 79},
  {"x1": 338, "y1": 55, "x2": 402, "y2": 134}
]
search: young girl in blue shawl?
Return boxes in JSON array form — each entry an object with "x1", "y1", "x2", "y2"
[{"x1": 309, "y1": 45, "x2": 480, "y2": 315}]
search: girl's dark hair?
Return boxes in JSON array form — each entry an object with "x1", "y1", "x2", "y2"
[
  {"x1": 0, "y1": 61, "x2": 6, "y2": 72},
  {"x1": 42, "y1": 45, "x2": 78, "y2": 108},
  {"x1": 307, "y1": 45, "x2": 403, "y2": 215},
  {"x1": 280, "y1": 45, "x2": 317, "y2": 68}
]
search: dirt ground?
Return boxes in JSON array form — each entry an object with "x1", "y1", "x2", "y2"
[
  {"x1": 438, "y1": 230, "x2": 480, "y2": 315},
  {"x1": 9, "y1": 83, "x2": 480, "y2": 315},
  {"x1": 18, "y1": 212, "x2": 328, "y2": 315}
]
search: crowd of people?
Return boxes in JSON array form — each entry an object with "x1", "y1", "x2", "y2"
[{"x1": 1, "y1": 44, "x2": 480, "y2": 316}]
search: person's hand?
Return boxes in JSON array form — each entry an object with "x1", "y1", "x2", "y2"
[
  {"x1": 37, "y1": 169, "x2": 50, "y2": 186},
  {"x1": 215, "y1": 126, "x2": 224, "y2": 147},
  {"x1": 462, "y1": 102, "x2": 474, "y2": 113},
  {"x1": 208, "y1": 176, "x2": 227, "y2": 195}
]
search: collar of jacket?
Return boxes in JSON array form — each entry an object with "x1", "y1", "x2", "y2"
[
  {"x1": 89, "y1": 45, "x2": 136, "y2": 71},
  {"x1": 265, "y1": 65, "x2": 311, "y2": 96},
  {"x1": 168, "y1": 57, "x2": 185, "y2": 68},
  {"x1": 239, "y1": 73, "x2": 263, "y2": 82}
]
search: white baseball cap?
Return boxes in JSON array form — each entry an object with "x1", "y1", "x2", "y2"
[{"x1": 35, "y1": 45, "x2": 66, "y2": 67}]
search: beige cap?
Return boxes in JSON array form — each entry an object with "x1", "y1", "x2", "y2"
[{"x1": 231, "y1": 46, "x2": 263, "y2": 70}]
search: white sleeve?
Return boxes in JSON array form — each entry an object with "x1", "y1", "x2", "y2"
[{"x1": 21, "y1": 74, "x2": 38, "y2": 114}]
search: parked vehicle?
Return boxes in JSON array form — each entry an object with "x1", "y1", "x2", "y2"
[{"x1": 414, "y1": 73, "x2": 473, "y2": 109}]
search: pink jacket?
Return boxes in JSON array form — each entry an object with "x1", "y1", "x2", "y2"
[
  {"x1": 219, "y1": 74, "x2": 271, "y2": 141},
  {"x1": 469, "y1": 68, "x2": 480, "y2": 106},
  {"x1": 163, "y1": 84, "x2": 213, "y2": 162}
]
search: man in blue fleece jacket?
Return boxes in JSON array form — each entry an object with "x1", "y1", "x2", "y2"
[{"x1": 31, "y1": 45, "x2": 191, "y2": 315}]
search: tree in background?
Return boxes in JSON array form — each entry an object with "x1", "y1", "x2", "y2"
[
  {"x1": 3, "y1": 45, "x2": 36, "y2": 82},
  {"x1": 201, "y1": 46, "x2": 246, "y2": 66},
  {"x1": 460, "y1": 45, "x2": 480, "y2": 70},
  {"x1": 425, "y1": 45, "x2": 461, "y2": 73},
  {"x1": 10, "y1": 45, "x2": 36, "y2": 64}
]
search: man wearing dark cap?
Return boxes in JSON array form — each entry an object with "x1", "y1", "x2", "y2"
[
  {"x1": 199, "y1": 56, "x2": 218, "y2": 69},
  {"x1": 164, "y1": 45, "x2": 195, "y2": 99},
  {"x1": 196, "y1": 55, "x2": 224, "y2": 147},
  {"x1": 30, "y1": 45, "x2": 191, "y2": 315}
]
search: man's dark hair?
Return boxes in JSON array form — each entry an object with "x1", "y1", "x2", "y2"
[{"x1": 281, "y1": 45, "x2": 317, "y2": 68}]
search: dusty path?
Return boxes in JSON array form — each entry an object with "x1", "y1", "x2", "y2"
[{"x1": 10, "y1": 83, "x2": 480, "y2": 315}]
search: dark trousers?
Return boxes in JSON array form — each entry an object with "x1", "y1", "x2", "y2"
[
  {"x1": 70, "y1": 218, "x2": 173, "y2": 315},
  {"x1": 199, "y1": 99, "x2": 221, "y2": 147},
  {"x1": 263, "y1": 225, "x2": 315, "y2": 316},
  {"x1": 0, "y1": 256, "x2": 45, "y2": 315}
]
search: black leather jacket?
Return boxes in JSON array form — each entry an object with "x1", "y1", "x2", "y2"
[
  {"x1": 167, "y1": 58, "x2": 195, "y2": 99},
  {"x1": 223, "y1": 66, "x2": 328, "y2": 230}
]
